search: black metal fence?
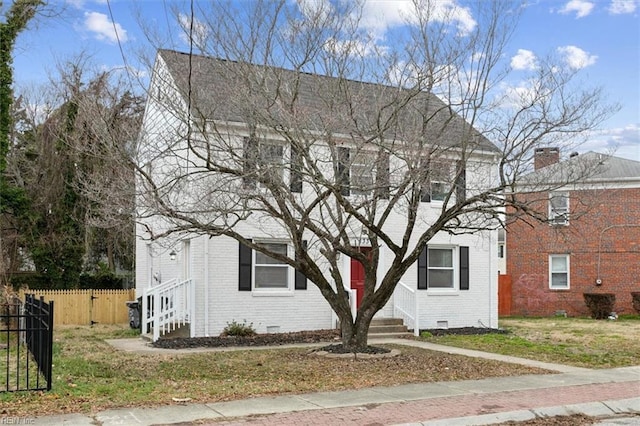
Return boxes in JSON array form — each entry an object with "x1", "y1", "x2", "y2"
[{"x1": 1, "y1": 294, "x2": 54, "y2": 392}]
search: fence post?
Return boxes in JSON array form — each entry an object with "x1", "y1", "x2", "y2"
[{"x1": 46, "y1": 300, "x2": 54, "y2": 391}]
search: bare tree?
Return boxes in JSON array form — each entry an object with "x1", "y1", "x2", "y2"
[
  {"x1": 7, "y1": 56, "x2": 143, "y2": 287},
  {"x1": 136, "y1": 0, "x2": 615, "y2": 351}
]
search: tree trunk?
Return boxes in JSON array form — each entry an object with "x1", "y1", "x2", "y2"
[{"x1": 338, "y1": 309, "x2": 376, "y2": 352}]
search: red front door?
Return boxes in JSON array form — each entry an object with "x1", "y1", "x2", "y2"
[{"x1": 350, "y1": 247, "x2": 372, "y2": 308}]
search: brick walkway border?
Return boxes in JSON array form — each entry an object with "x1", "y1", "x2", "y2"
[{"x1": 207, "y1": 381, "x2": 640, "y2": 425}]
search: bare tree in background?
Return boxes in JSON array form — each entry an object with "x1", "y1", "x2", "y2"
[
  {"x1": 135, "y1": 0, "x2": 615, "y2": 350},
  {"x1": 7, "y1": 56, "x2": 143, "y2": 287}
]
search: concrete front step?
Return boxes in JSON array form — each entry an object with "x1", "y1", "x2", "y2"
[
  {"x1": 368, "y1": 332, "x2": 415, "y2": 339},
  {"x1": 140, "y1": 323, "x2": 191, "y2": 342},
  {"x1": 368, "y1": 318, "x2": 410, "y2": 337},
  {"x1": 370, "y1": 318, "x2": 405, "y2": 326},
  {"x1": 369, "y1": 324, "x2": 409, "y2": 334}
]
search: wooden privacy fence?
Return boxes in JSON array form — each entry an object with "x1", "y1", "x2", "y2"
[
  {"x1": 17, "y1": 289, "x2": 135, "y2": 326},
  {"x1": 498, "y1": 274, "x2": 512, "y2": 316}
]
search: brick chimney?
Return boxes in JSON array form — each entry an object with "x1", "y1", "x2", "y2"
[{"x1": 534, "y1": 147, "x2": 560, "y2": 170}]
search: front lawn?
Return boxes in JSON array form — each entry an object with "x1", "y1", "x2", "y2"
[
  {"x1": 1, "y1": 324, "x2": 547, "y2": 417},
  {"x1": 420, "y1": 316, "x2": 640, "y2": 369}
]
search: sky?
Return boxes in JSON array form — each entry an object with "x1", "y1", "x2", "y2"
[{"x1": 10, "y1": 0, "x2": 640, "y2": 162}]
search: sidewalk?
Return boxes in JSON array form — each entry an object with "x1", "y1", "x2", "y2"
[{"x1": 32, "y1": 339, "x2": 640, "y2": 425}]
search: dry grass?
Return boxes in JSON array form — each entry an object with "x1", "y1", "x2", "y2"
[{"x1": 0, "y1": 324, "x2": 548, "y2": 417}]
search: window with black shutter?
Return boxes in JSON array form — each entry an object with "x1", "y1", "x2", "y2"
[
  {"x1": 294, "y1": 240, "x2": 308, "y2": 290},
  {"x1": 243, "y1": 137, "x2": 258, "y2": 189},
  {"x1": 290, "y1": 145, "x2": 303, "y2": 193},
  {"x1": 375, "y1": 151, "x2": 390, "y2": 199},
  {"x1": 337, "y1": 147, "x2": 351, "y2": 196},
  {"x1": 455, "y1": 161, "x2": 466, "y2": 204},
  {"x1": 239, "y1": 241, "x2": 252, "y2": 291}
]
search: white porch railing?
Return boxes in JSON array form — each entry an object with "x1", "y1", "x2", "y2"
[
  {"x1": 142, "y1": 278, "x2": 195, "y2": 342},
  {"x1": 393, "y1": 281, "x2": 419, "y2": 336}
]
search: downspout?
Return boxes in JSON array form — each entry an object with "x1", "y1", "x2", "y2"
[
  {"x1": 204, "y1": 236, "x2": 210, "y2": 336},
  {"x1": 596, "y1": 224, "x2": 640, "y2": 285}
]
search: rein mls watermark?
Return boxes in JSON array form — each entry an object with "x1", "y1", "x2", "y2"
[{"x1": 0, "y1": 418, "x2": 35, "y2": 425}]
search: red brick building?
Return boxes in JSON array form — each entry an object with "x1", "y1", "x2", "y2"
[{"x1": 506, "y1": 150, "x2": 640, "y2": 317}]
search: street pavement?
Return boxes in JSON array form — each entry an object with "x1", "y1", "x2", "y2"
[{"x1": 28, "y1": 338, "x2": 640, "y2": 426}]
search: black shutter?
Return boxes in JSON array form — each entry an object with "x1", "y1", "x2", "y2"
[
  {"x1": 418, "y1": 245, "x2": 428, "y2": 289},
  {"x1": 375, "y1": 151, "x2": 390, "y2": 199},
  {"x1": 455, "y1": 161, "x2": 466, "y2": 204},
  {"x1": 239, "y1": 241, "x2": 252, "y2": 291},
  {"x1": 337, "y1": 147, "x2": 350, "y2": 196},
  {"x1": 243, "y1": 137, "x2": 258, "y2": 189},
  {"x1": 420, "y1": 160, "x2": 430, "y2": 202},
  {"x1": 459, "y1": 246, "x2": 469, "y2": 290},
  {"x1": 290, "y1": 145, "x2": 303, "y2": 193},
  {"x1": 295, "y1": 240, "x2": 308, "y2": 290}
]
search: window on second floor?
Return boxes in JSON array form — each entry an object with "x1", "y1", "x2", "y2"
[
  {"x1": 336, "y1": 147, "x2": 389, "y2": 198},
  {"x1": 497, "y1": 228, "x2": 506, "y2": 259},
  {"x1": 259, "y1": 143, "x2": 284, "y2": 184},
  {"x1": 549, "y1": 192, "x2": 569, "y2": 225},
  {"x1": 243, "y1": 136, "x2": 284, "y2": 189},
  {"x1": 420, "y1": 160, "x2": 465, "y2": 203},
  {"x1": 351, "y1": 152, "x2": 375, "y2": 195}
]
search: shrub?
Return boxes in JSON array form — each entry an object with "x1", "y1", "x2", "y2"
[
  {"x1": 583, "y1": 293, "x2": 616, "y2": 319},
  {"x1": 222, "y1": 319, "x2": 256, "y2": 337},
  {"x1": 631, "y1": 292, "x2": 640, "y2": 314}
]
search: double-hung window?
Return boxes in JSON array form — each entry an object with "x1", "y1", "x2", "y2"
[
  {"x1": 418, "y1": 245, "x2": 469, "y2": 291},
  {"x1": 254, "y1": 242, "x2": 290, "y2": 290},
  {"x1": 430, "y1": 162, "x2": 452, "y2": 202},
  {"x1": 336, "y1": 147, "x2": 389, "y2": 197},
  {"x1": 549, "y1": 254, "x2": 570, "y2": 289},
  {"x1": 243, "y1": 137, "x2": 284, "y2": 189},
  {"x1": 497, "y1": 229, "x2": 506, "y2": 259},
  {"x1": 259, "y1": 143, "x2": 284, "y2": 185},
  {"x1": 239, "y1": 241, "x2": 307, "y2": 292},
  {"x1": 427, "y1": 247, "x2": 455, "y2": 289},
  {"x1": 351, "y1": 152, "x2": 375, "y2": 195},
  {"x1": 549, "y1": 192, "x2": 569, "y2": 225},
  {"x1": 420, "y1": 160, "x2": 454, "y2": 203}
]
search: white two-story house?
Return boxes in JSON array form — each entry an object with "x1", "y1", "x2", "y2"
[{"x1": 136, "y1": 49, "x2": 501, "y2": 341}]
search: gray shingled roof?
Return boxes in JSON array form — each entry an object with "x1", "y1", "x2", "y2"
[
  {"x1": 157, "y1": 49, "x2": 498, "y2": 152},
  {"x1": 521, "y1": 151, "x2": 640, "y2": 185}
]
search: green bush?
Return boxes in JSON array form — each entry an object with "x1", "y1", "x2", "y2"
[
  {"x1": 222, "y1": 320, "x2": 256, "y2": 337},
  {"x1": 583, "y1": 293, "x2": 616, "y2": 319}
]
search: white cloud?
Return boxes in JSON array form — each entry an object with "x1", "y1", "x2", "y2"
[
  {"x1": 323, "y1": 37, "x2": 381, "y2": 58},
  {"x1": 557, "y1": 45, "x2": 597, "y2": 69},
  {"x1": 498, "y1": 79, "x2": 543, "y2": 110},
  {"x1": 559, "y1": 0, "x2": 595, "y2": 18},
  {"x1": 84, "y1": 11, "x2": 128, "y2": 44},
  {"x1": 66, "y1": 0, "x2": 85, "y2": 8},
  {"x1": 608, "y1": 0, "x2": 638, "y2": 14},
  {"x1": 296, "y1": 0, "x2": 334, "y2": 22},
  {"x1": 359, "y1": 0, "x2": 477, "y2": 38},
  {"x1": 582, "y1": 123, "x2": 640, "y2": 161},
  {"x1": 178, "y1": 13, "x2": 210, "y2": 49},
  {"x1": 510, "y1": 49, "x2": 538, "y2": 71}
]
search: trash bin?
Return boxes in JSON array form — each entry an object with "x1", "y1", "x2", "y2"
[{"x1": 126, "y1": 300, "x2": 141, "y2": 329}]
